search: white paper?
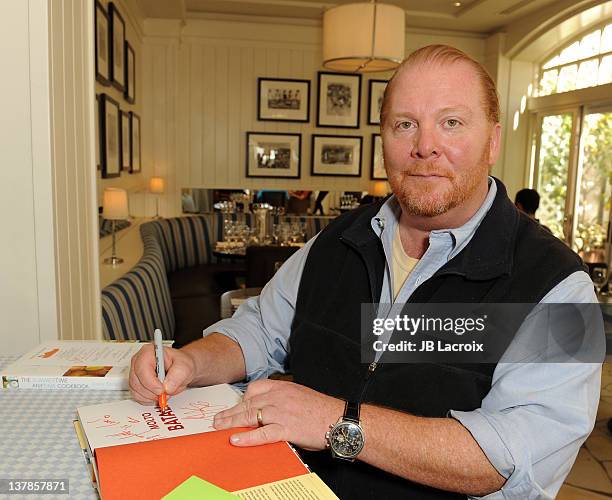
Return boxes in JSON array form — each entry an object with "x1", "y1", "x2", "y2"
[{"x1": 77, "y1": 384, "x2": 242, "y2": 451}]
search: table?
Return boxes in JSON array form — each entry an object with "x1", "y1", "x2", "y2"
[{"x1": 0, "y1": 356, "x2": 126, "y2": 499}]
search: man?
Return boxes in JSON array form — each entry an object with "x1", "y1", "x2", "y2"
[
  {"x1": 515, "y1": 188, "x2": 552, "y2": 232},
  {"x1": 130, "y1": 45, "x2": 601, "y2": 499}
]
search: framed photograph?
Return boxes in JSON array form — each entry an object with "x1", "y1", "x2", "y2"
[
  {"x1": 371, "y1": 134, "x2": 387, "y2": 180},
  {"x1": 311, "y1": 134, "x2": 362, "y2": 177},
  {"x1": 95, "y1": 95, "x2": 101, "y2": 170},
  {"x1": 100, "y1": 94, "x2": 121, "y2": 178},
  {"x1": 317, "y1": 72, "x2": 361, "y2": 128},
  {"x1": 124, "y1": 41, "x2": 135, "y2": 104},
  {"x1": 129, "y1": 112, "x2": 141, "y2": 173},
  {"x1": 368, "y1": 80, "x2": 387, "y2": 125},
  {"x1": 108, "y1": 2, "x2": 125, "y2": 91},
  {"x1": 95, "y1": 1, "x2": 110, "y2": 85},
  {"x1": 246, "y1": 132, "x2": 301, "y2": 179},
  {"x1": 120, "y1": 111, "x2": 131, "y2": 171},
  {"x1": 257, "y1": 78, "x2": 310, "y2": 122}
]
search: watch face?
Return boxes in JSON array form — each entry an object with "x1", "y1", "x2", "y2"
[{"x1": 330, "y1": 421, "x2": 364, "y2": 458}]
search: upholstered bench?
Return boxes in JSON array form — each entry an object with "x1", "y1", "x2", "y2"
[{"x1": 101, "y1": 216, "x2": 243, "y2": 347}]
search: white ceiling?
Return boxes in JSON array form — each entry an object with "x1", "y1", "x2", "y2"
[{"x1": 136, "y1": 0, "x2": 564, "y2": 33}]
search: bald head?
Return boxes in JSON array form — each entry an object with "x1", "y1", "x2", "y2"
[{"x1": 380, "y1": 45, "x2": 500, "y2": 127}]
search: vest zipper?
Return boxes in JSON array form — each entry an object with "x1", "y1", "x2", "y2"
[{"x1": 357, "y1": 361, "x2": 379, "y2": 404}]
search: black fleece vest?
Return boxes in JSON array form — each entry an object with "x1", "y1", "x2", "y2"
[{"x1": 288, "y1": 179, "x2": 586, "y2": 500}]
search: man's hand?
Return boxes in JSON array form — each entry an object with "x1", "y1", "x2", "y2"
[
  {"x1": 129, "y1": 344, "x2": 196, "y2": 404},
  {"x1": 213, "y1": 379, "x2": 344, "y2": 450}
]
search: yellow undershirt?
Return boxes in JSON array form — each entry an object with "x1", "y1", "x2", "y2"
[{"x1": 392, "y1": 225, "x2": 420, "y2": 300}]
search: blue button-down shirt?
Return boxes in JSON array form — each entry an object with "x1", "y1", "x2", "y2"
[{"x1": 204, "y1": 178, "x2": 601, "y2": 499}]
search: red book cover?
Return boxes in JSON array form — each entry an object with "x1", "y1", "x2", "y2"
[{"x1": 96, "y1": 427, "x2": 309, "y2": 499}]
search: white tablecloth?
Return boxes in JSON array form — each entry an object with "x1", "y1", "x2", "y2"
[{"x1": 0, "y1": 356, "x2": 127, "y2": 500}]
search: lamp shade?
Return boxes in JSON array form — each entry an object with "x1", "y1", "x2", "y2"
[
  {"x1": 323, "y1": 2, "x2": 405, "y2": 73},
  {"x1": 149, "y1": 176, "x2": 165, "y2": 194},
  {"x1": 371, "y1": 180, "x2": 389, "y2": 197},
  {"x1": 102, "y1": 188, "x2": 129, "y2": 220}
]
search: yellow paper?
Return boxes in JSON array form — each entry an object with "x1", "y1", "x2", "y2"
[
  {"x1": 162, "y1": 475, "x2": 238, "y2": 500},
  {"x1": 234, "y1": 473, "x2": 339, "y2": 500}
]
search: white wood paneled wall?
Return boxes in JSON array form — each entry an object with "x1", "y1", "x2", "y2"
[
  {"x1": 142, "y1": 19, "x2": 486, "y2": 216},
  {"x1": 49, "y1": 0, "x2": 100, "y2": 341}
]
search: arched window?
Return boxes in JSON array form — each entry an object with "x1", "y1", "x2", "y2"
[
  {"x1": 529, "y1": 23, "x2": 612, "y2": 262},
  {"x1": 537, "y1": 23, "x2": 612, "y2": 96}
]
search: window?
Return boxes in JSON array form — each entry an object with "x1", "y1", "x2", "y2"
[
  {"x1": 530, "y1": 23, "x2": 612, "y2": 260},
  {"x1": 537, "y1": 23, "x2": 612, "y2": 96}
]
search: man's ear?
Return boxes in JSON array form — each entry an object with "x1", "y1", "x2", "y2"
[{"x1": 488, "y1": 123, "x2": 502, "y2": 165}]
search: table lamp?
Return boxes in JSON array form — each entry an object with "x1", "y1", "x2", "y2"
[
  {"x1": 150, "y1": 176, "x2": 165, "y2": 218},
  {"x1": 371, "y1": 181, "x2": 388, "y2": 199},
  {"x1": 102, "y1": 188, "x2": 129, "y2": 266}
]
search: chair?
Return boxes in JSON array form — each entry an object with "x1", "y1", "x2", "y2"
[
  {"x1": 220, "y1": 287, "x2": 263, "y2": 319},
  {"x1": 245, "y1": 245, "x2": 299, "y2": 287}
]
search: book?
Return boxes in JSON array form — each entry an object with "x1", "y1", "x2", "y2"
[
  {"x1": 76, "y1": 385, "x2": 310, "y2": 499},
  {"x1": 2, "y1": 340, "x2": 145, "y2": 390}
]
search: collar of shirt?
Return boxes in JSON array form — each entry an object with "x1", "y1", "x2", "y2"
[{"x1": 370, "y1": 177, "x2": 498, "y2": 305}]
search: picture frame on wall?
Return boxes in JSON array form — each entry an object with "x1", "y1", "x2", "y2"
[
  {"x1": 120, "y1": 111, "x2": 131, "y2": 171},
  {"x1": 129, "y1": 112, "x2": 141, "y2": 173},
  {"x1": 95, "y1": 1, "x2": 110, "y2": 85},
  {"x1": 257, "y1": 78, "x2": 310, "y2": 122},
  {"x1": 371, "y1": 134, "x2": 387, "y2": 180},
  {"x1": 311, "y1": 134, "x2": 362, "y2": 177},
  {"x1": 124, "y1": 41, "x2": 136, "y2": 104},
  {"x1": 95, "y1": 94, "x2": 101, "y2": 170},
  {"x1": 108, "y1": 2, "x2": 125, "y2": 91},
  {"x1": 368, "y1": 80, "x2": 387, "y2": 125},
  {"x1": 100, "y1": 94, "x2": 121, "y2": 178},
  {"x1": 317, "y1": 72, "x2": 361, "y2": 128},
  {"x1": 246, "y1": 132, "x2": 301, "y2": 179}
]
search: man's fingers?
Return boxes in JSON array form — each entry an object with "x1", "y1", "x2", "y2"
[
  {"x1": 229, "y1": 423, "x2": 284, "y2": 447},
  {"x1": 214, "y1": 400, "x2": 259, "y2": 429}
]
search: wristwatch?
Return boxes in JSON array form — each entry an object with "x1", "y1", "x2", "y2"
[{"x1": 325, "y1": 401, "x2": 365, "y2": 461}]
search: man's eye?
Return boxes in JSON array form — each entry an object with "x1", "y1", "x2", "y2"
[
  {"x1": 398, "y1": 121, "x2": 414, "y2": 129},
  {"x1": 446, "y1": 119, "x2": 460, "y2": 128}
]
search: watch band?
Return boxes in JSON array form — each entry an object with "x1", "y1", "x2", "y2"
[{"x1": 344, "y1": 400, "x2": 360, "y2": 423}]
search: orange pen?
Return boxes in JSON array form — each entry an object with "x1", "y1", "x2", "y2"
[{"x1": 154, "y1": 329, "x2": 168, "y2": 410}]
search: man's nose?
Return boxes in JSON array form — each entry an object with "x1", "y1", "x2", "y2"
[{"x1": 412, "y1": 126, "x2": 440, "y2": 160}]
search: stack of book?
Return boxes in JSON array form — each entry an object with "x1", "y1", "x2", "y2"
[{"x1": 2, "y1": 341, "x2": 145, "y2": 390}]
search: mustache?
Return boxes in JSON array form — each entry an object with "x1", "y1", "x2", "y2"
[{"x1": 399, "y1": 167, "x2": 453, "y2": 178}]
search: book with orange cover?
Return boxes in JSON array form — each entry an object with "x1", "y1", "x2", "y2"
[{"x1": 76, "y1": 384, "x2": 309, "y2": 499}]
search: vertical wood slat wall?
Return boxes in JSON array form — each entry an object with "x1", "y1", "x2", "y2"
[
  {"x1": 49, "y1": 0, "x2": 100, "y2": 340},
  {"x1": 142, "y1": 19, "x2": 486, "y2": 217}
]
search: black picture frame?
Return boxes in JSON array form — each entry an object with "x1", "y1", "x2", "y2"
[
  {"x1": 120, "y1": 111, "x2": 131, "y2": 171},
  {"x1": 124, "y1": 41, "x2": 136, "y2": 104},
  {"x1": 246, "y1": 132, "x2": 301, "y2": 179},
  {"x1": 371, "y1": 134, "x2": 387, "y2": 180},
  {"x1": 311, "y1": 134, "x2": 362, "y2": 177},
  {"x1": 129, "y1": 112, "x2": 141, "y2": 173},
  {"x1": 316, "y1": 72, "x2": 362, "y2": 128},
  {"x1": 95, "y1": 1, "x2": 110, "y2": 85},
  {"x1": 108, "y1": 2, "x2": 125, "y2": 92},
  {"x1": 257, "y1": 78, "x2": 310, "y2": 122},
  {"x1": 100, "y1": 94, "x2": 121, "y2": 178},
  {"x1": 95, "y1": 94, "x2": 101, "y2": 170},
  {"x1": 368, "y1": 80, "x2": 387, "y2": 125}
]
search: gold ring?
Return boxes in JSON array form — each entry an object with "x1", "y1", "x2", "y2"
[{"x1": 256, "y1": 408, "x2": 264, "y2": 427}]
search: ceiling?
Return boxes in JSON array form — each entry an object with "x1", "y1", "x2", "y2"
[{"x1": 136, "y1": 0, "x2": 563, "y2": 34}]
